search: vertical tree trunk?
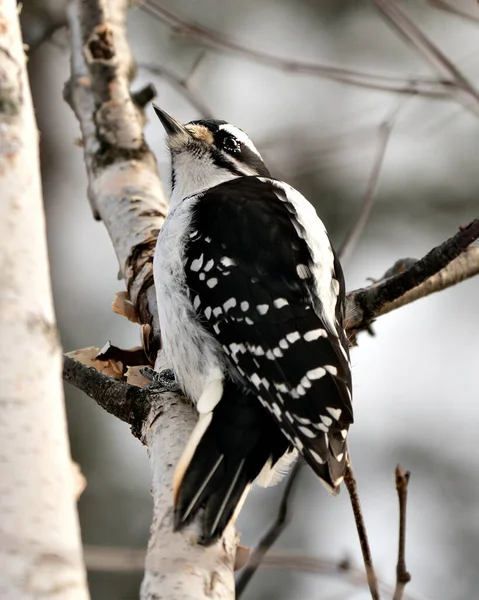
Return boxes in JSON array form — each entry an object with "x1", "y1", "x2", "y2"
[{"x1": 0, "y1": 1, "x2": 90, "y2": 598}]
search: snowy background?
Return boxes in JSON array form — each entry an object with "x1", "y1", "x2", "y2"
[{"x1": 22, "y1": 1, "x2": 479, "y2": 598}]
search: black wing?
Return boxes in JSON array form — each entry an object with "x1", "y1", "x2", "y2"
[{"x1": 185, "y1": 176, "x2": 353, "y2": 489}]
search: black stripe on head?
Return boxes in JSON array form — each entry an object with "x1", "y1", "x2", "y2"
[{"x1": 188, "y1": 119, "x2": 270, "y2": 177}]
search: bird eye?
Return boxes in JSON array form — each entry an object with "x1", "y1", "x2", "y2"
[{"x1": 215, "y1": 131, "x2": 241, "y2": 154}]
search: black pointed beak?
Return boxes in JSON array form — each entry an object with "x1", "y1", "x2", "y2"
[{"x1": 152, "y1": 105, "x2": 189, "y2": 137}]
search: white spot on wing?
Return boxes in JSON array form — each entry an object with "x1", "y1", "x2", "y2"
[
  {"x1": 204, "y1": 259, "x2": 214, "y2": 272},
  {"x1": 307, "y1": 367, "x2": 326, "y2": 380},
  {"x1": 190, "y1": 254, "x2": 204, "y2": 272},
  {"x1": 324, "y1": 365, "x2": 338, "y2": 376},
  {"x1": 310, "y1": 450, "x2": 325, "y2": 464},
  {"x1": 223, "y1": 297, "x2": 237, "y2": 312},
  {"x1": 250, "y1": 373, "x2": 261, "y2": 388},
  {"x1": 271, "y1": 402, "x2": 282, "y2": 419},
  {"x1": 286, "y1": 332, "x2": 301, "y2": 344},
  {"x1": 257, "y1": 304, "x2": 269, "y2": 315},
  {"x1": 304, "y1": 328, "x2": 327, "y2": 341},
  {"x1": 204, "y1": 306, "x2": 212, "y2": 319},
  {"x1": 298, "y1": 425, "x2": 316, "y2": 438},
  {"x1": 296, "y1": 264, "x2": 310, "y2": 279},
  {"x1": 221, "y1": 256, "x2": 236, "y2": 267},
  {"x1": 274, "y1": 298, "x2": 289, "y2": 309},
  {"x1": 207, "y1": 277, "x2": 218, "y2": 288},
  {"x1": 241, "y1": 301, "x2": 249, "y2": 311},
  {"x1": 326, "y1": 407, "x2": 342, "y2": 420},
  {"x1": 320, "y1": 415, "x2": 333, "y2": 426},
  {"x1": 193, "y1": 296, "x2": 201, "y2": 310}
]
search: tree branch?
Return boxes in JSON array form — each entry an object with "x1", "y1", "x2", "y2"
[
  {"x1": 64, "y1": 0, "x2": 167, "y2": 355},
  {"x1": 65, "y1": 1, "x2": 237, "y2": 598},
  {"x1": 344, "y1": 464, "x2": 380, "y2": 600},
  {"x1": 141, "y1": 0, "x2": 456, "y2": 99},
  {"x1": 345, "y1": 221, "x2": 479, "y2": 336},
  {"x1": 63, "y1": 355, "x2": 150, "y2": 436},
  {"x1": 394, "y1": 466, "x2": 411, "y2": 600},
  {"x1": 373, "y1": 0, "x2": 479, "y2": 117},
  {"x1": 235, "y1": 462, "x2": 304, "y2": 597}
]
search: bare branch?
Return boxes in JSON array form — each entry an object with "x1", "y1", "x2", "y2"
[
  {"x1": 63, "y1": 355, "x2": 149, "y2": 434},
  {"x1": 140, "y1": 62, "x2": 213, "y2": 118},
  {"x1": 345, "y1": 221, "x2": 479, "y2": 336},
  {"x1": 344, "y1": 464, "x2": 380, "y2": 600},
  {"x1": 236, "y1": 462, "x2": 304, "y2": 597},
  {"x1": 141, "y1": 1, "x2": 456, "y2": 98},
  {"x1": 394, "y1": 466, "x2": 411, "y2": 600},
  {"x1": 427, "y1": 0, "x2": 479, "y2": 25},
  {"x1": 373, "y1": 0, "x2": 479, "y2": 116},
  {"x1": 338, "y1": 101, "x2": 401, "y2": 263}
]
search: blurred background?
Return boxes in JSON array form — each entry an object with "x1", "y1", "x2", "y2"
[{"x1": 21, "y1": 0, "x2": 479, "y2": 598}]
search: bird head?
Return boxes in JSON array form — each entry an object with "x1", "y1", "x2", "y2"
[{"x1": 153, "y1": 106, "x2": 270, "y2": 206}]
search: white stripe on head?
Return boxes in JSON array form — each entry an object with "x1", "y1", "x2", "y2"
[{"x1": 219, "y1": 124, "x2": 262, "y2": 158}]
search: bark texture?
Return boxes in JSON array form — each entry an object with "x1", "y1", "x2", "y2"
[
  {"x1": 65, "y1": 1, "x2": 237, "y2": 598},
  {"x1": 0, "y1": 1, "x2": 89, "y2": 598}
]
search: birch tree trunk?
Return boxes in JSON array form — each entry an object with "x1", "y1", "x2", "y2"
[{"x1": 0, "y1": 2, "x2": 90, "y2": 598}]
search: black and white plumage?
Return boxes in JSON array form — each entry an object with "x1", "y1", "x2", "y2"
[{"x1": 152, "y1": 107, "x2": 353, "y2": 545}]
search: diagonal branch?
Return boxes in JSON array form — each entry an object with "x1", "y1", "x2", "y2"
[
  {"x1": 344, "y1": 464, "x2": 380, "y2": 600},
  {"x1": 63, "y1": 355, "x2": 150, "y2": 434},
  {"x1": 346, "y1": 220, "x2": 479, "y2": 335},
  {"x1": 141, "y1": 1, "x2": 455, "y2": 98},
  {"x1": 427, "y1": 0, "x2": 479, "y2": 24},
  {"x1": 235, "y1": 461, "x2": 304, "y2": 597},
  {"x1": 373, "y1": 0, "x2": 479, "y2": 116}
]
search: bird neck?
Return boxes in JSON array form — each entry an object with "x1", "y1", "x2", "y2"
[{"x1": 169, "y1": 151, "x2": 240, "y2": 209}]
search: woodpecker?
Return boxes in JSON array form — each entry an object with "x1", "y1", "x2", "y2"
[{"x1": 152, "y1": 106, "x2": 353, "y2": 545}]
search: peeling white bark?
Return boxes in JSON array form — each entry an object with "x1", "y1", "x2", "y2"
[
  {"x1": 140, "y1": 393, "x2": 237, "y2": 600},
  {"x1": 0, "y1": 1, "x2": 89, "y2": 598},
  {"x1": 65, "y1": 1, "x2": 238, "y2": 598}
]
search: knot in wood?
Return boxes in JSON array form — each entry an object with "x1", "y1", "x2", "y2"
[{"x1": 86, "y1": 25, "x2": 115, "y2": 62}]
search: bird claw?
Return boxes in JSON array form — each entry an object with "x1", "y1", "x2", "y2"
[{"x1": 140, "y1": 367, "x2": 181, "y2": 393}]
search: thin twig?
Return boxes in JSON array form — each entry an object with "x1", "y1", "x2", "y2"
[
  {"x1": 373, "y1": 0, "x2": 479, "y2": 117},
  {"x1": 139, "y1": 62, "x2": 213, "y2": 118},
  {"x1": 338, "y1": 101, "x2": 400, "y2": 263},
  {"x1": 140, "y1": 1, "x2": 454, "y2": 98},
  {"x1": 344, "y1": 464, "x2": 380, "y2": 600},
  {"x1": 235, "y1": 461, "x2": 304, "y2": 597},
  {"x1": 427, "y1": 0, "x2": 479, "y2": 24},
  {"x1": 394, "y1": 466, "x2": 411, "y2": 600},
  {"x1": 346, "y1": 219, "x2": 479, "y2": 335}
]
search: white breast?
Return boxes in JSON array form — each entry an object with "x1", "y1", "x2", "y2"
[{"x1": 153, "y1": 197, "x2": 223, "y2": 402}]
